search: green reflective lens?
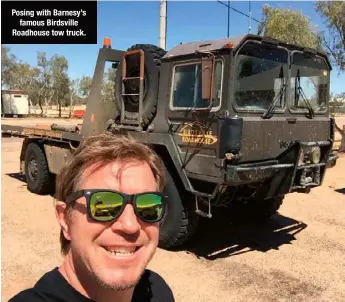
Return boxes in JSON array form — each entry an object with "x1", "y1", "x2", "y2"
[
  {"x1": 90, "y1": 191, "x2": 123, "y2": 221},
  {"x1": 135, "y1": 193, "x2": 164, "y2": 222}
]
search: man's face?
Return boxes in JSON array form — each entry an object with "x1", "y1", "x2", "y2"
[{"x1": 60, "y1": 160, "x2": 160, "y2": 290}]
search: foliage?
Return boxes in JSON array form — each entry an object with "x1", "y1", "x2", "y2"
[
  {"x1": 100, "y1": 66, "x2": 116, "y2": 103},
  {"x1": 79, "y1": 76, "x2": 92, "y2": 97},
  {"x1": 78, "y1": 67, "x2": 116, "y2": 103},
  {"x1": 315, "y1": 1, "x2": 345, "y2": 72},
  {"x1": 1, "y1": 46, "x2": 18, "y2": 90},
  {"x1": 329, "y1": 101, "x2": 345, "y2": 114},
  {"x1": 50, "y1": 55, "x2": 70, "y2": 116},
  {"x1": 257, "y1": 5, "x2": 321, "y2": 50},
  {"x1": 1, "y1": 46, "x2": 118, "y2": 116}
]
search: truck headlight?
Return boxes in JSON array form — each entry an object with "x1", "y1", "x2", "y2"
[{"x1": 310, "y1": 146, "x2": 321, "y2": 164}]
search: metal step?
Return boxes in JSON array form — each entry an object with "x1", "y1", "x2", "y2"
[{"x1": 120, "y1": 119, "x2": 140, "y2": 125}]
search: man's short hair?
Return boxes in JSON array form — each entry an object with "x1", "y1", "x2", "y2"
[{"x1": 55, "y1": 133, "x2": 165, "y2": 255}]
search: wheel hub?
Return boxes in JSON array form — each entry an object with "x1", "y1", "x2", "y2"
[{"x1": 28, "y1": 157, "x2": 38, "y2": 181}]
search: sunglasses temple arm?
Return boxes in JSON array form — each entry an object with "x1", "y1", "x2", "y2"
[{"x1": 65, "y1": 190, "x2": 86, "y2": 204}]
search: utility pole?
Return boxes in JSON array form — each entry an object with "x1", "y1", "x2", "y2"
[
  {"x1": 227, "y1": 1, "x2": 230, "y2": 38},
  {"x1": 159, "y1": 0, "x2": 167, "y2": 50},
  {"x1": 248, "y1": 1, "x2": 252, "y2": 33}
]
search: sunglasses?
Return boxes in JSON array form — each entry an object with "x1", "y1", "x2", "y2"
[{"x1": 65, "y1": 189, "x2": 166, "y2": 223}]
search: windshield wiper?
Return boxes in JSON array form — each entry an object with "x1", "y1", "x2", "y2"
[
  {"x1": 262, "y1": 66, "x2": 286, "y2": 119},
  {"x1": 295, "y1": 69, "x2": 315, "y2": 119},
  {"x1": 261, "y1": 84, "x2": 286, "y2": 119}
]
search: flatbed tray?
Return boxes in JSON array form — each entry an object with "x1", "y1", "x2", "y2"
[{"x1": 1, "y1": 124, "x2": 82, "y2": 142}]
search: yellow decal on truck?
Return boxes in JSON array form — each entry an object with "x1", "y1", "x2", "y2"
[{"x1": 178, "y1": 122, "x2": 217, "y2": 145}]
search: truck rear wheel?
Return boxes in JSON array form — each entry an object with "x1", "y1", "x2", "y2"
[
  {"x1": 24, "y1": 143, "x2": 55, "y2": 195},
  {"x1": 114, "y1": 44, "x2": 166, "y2": 129},
  {"x1": 158, "y1": 167, "x2": 199, "y2": 250}
]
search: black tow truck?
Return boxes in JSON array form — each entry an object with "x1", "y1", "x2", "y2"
[{"x1": 2, "y1": 34, "x2": 338, "y2": 249}]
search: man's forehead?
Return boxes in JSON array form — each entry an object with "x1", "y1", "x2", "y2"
[
  {"x1": 110, "y1": 161, "x2": 147, "y2": 175},
  {"x1": 83, "y1": 160, "x2": 149, "y2": 179},
  {"x1": 80, "y1": 160, "x2": 154, "y2": 191}
]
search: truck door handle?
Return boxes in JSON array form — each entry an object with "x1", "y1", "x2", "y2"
[{"x1": 286, "y1": 118, "x2": 297, "y2": 123}]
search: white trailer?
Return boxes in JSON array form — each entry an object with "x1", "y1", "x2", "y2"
[{"x1": 1, "y1": 90, "x2": 30, "y2": 117}]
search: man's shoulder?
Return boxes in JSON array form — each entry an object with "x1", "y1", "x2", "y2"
[
  {"x1": 7, "y1": 267, "x2": 88, "y2": 302},
  {"x1": 8, "y1": 289, "x2": 46, "y2": 302},
  {"x1": 133, "y1": 269, "x2": 175, "y2": 302},
  {"x1": 8, "y1": 267, "x2": 174, "y2": 302},
  {"x1": 7, "y1": 268, "x2": 62, "y2": 302}
]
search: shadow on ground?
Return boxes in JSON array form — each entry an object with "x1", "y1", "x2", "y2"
[
  {"x1": 181, "y1": 212, "x2": 307, "y2": 260},
  {"x1": 5, "y1": 173, "x2": 56, "y2": 198},
  {"x1": 335, "y1": 188, "x2": 345, "y2": 194},
  {"x1": 6, "y1": 173, "x2": 26, "y2": 183}
]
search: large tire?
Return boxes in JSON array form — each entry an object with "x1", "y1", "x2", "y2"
[
  {"x1": 114, "y1": 44, "x2": 166, "y2": 129},
  {"x1": 24, "y1": 143, "x2": 55, "y2": 195},
  {"x1": 158, "y1": 167, "x2": 199, "y2": 250}
]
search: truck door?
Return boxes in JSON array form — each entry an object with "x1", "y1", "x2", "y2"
[{"x1": 166, "y1": 57, "x2": 225, "y2": 178}]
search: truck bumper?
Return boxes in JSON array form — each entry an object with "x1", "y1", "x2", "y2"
[{"x1": 224, "y1": 140, "x2": 333, "y2": 195}]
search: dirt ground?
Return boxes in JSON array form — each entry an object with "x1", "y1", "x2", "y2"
[{"x1": 1, "y1": 117, "x2": 345, "y2": 302}]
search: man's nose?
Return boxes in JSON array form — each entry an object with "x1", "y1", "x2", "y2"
[{"x1": 111, "y1": 204, "x2": 141, "y2": 234}]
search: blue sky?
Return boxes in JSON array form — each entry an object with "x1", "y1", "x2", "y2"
[{"x1": 4, "y1": 0, "x2": 345, "y2": 94}]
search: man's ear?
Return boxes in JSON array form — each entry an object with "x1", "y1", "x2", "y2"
[{"x1": 55, "y1": 201, "x2": 71, "y2": 241}]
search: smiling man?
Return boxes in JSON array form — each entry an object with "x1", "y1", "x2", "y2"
[{"x1": 9, "y1": 134, "x2": 174, "y2": 302}]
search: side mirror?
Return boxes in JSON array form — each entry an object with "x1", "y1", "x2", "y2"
[{"x1": 201, "y1": 56, "x2": 214, "y2": 100}]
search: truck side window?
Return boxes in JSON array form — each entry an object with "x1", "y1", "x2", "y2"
[
  {"x1": 171, "y1": 60, "x2": 223, "y2": 110},
  {"x1": 235, "y1": 42, "x2": 288, "y2": 111}
]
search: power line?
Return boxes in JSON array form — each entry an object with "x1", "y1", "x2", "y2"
[{"x1": 217, "y1": 0, "x2": 263, "y2": 35}]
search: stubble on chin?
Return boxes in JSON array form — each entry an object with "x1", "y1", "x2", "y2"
[
  {"x1": 92, "y1": 269, "x2": 145, "y2": 292},
  {"x1": 91, "y1": 245, "x2": 157, "y2": 292}
]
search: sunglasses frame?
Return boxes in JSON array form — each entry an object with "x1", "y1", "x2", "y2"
[{"x1": 65, "y1": 189, "x2": 167, "y2": 223}]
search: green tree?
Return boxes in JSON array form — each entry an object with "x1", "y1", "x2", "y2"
[
  {"x1": 32, "y1": 52, "x2": 54, "y2": 115},
  {"x1": 79, "y1": 76, "x2": 92, "y2": 97},
  {"x1": 8, "y1": 62, "x2": 39, "y2": 91},
  {"x1": 68, "y1": 78, "x2": 80, "y2": 117},
  {"x1": 100, "y1": 66, "x2": 116, "y2": 103},
  {"x1": 50, "y1": 55, "x2": 70, "y2": 117},
  {"x1": 257, "y1": 5, "x2": 321, "y2": 50},
  {"x1": 1, "y1": 46, "x2": 18, "y2": 90},
  {"x1": 315, "y1": 1, "x2": 345, "y2": 72}
]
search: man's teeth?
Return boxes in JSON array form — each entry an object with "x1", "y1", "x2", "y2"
[{"x1": 105, "y1": 247, "x2": 137, "y2": 256}]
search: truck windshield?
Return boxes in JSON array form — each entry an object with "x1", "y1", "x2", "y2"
[
  {"x1": 290, "y1": 52, "x2": 329, "y2": 113},
  {"x1": 170, "y1": 59, "x2": 223, "y2": 110},
  {"x1": 234, "y1": 42, "x2": 288, "y2": 111}
]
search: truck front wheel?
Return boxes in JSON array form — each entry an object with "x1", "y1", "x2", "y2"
[
  {"x1": 24, "y1": 143, "x2": 55, "y2": 195},
  {"x1": 158, "y1": 168, "x2": 199, "y2": 250}
]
